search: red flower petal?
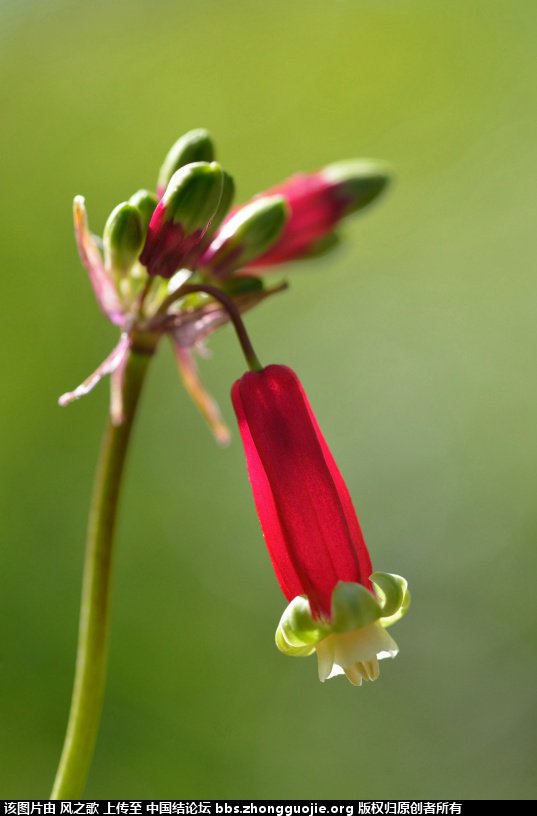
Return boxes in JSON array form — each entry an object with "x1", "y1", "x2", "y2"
[{"x1": 232, "y1": 365, "x2": 372, "y2": 618}]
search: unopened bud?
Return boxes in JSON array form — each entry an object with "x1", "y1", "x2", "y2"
[
  {"x1": 202, "y1": 195, "x2": 288, "y2": 277},
  {"x1": 194, "y1": 170, "x2": 235, "y2": 256},
  {"x1": 157, "y1": 128, "x2": 215, "y2": 195},
  {"x1": 163, "y1": 161, "x2": 224, "y2": 233},
  {"x1": 140, "y1": 162, "x2": 225, "y2": 278},
  {"x1": 103, "y1": 202, "x2": 144, "y2": 275},
  {"x1": 128, "y1": 189, "x2": 158, "y2": 235},
  {"x1": 203, "y1": 170, "x2": 235, "y2": 235}
]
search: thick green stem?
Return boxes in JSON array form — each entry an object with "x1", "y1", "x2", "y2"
[{"x1": 50, "y1": 343, "x2": 153, "y2": 799}]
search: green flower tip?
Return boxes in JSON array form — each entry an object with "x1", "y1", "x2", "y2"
[
  {"x1": 162, "y1": 161, "x2": 225, "y2": 234},
  {"x1": 103, "y1": 202, "x2": 145, "y2": 276},
  {"x1": 128, "y1": 189, "x2": 158, "y2": 234},
  {"x1": 275, "y1": 572, "x2": 410, "y2": 686},
  {"x1": 322, "y1": 159, "x2": 392, "y2": 216},
  {"x1": 157, "y1": 128, "x2": 215, "y2": 194}
]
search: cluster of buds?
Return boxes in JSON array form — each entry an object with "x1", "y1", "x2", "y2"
[{"x1": 62, "y1": 129, "x2": 409, "y2": 684}]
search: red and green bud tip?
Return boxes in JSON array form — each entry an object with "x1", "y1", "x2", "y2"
[
  {"x1": 230, "y1": 160, "x2": 390, "y2": 269},
  {"x1": 231, "y1": 364, "x2": 409, "y2": 685},
  {"x1": 140, "y1": 161, "x2": 226, "y2": 279}
]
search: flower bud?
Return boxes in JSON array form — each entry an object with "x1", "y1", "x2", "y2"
[
  {"x1": 186, "y1": 170, "x2": 236, "y2": 261},
  {"x1": 201, "y1": 195, "x2": 288, "y2": 277},
  {"x1": 140, "y1": 161, "x2": 225, "y2": 279},
  {"x1": 157, "y1": 128, "x2": 215, "y2": 196},
  {"x1": 128, "y1": 189, "x2": 158, "y2": 235},
  {"x1": 239, "y1": 160, "x2": 390, "y2": 268},
  {"x1": 200, "y1": 170, "x2": 235, "y2": 238},
  {"x1": 103, "y1": 202, "x2": 144, "y2": 275}
]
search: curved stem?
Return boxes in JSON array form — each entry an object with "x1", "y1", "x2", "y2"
[
  {"x1": 50, "y1": 344, "x2": 153, "y2": 799},
  {"x1": 158, "y1": 283, "x2": 263, "y2": 372}
]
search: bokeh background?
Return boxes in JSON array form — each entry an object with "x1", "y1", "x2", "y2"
[{"x1": 1, "y1": 0, "x2": 536, "y2": 800}]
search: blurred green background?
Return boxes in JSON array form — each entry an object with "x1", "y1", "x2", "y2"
[{"x1": 1, "y1": 0, "x2": 536, "y2": 800}]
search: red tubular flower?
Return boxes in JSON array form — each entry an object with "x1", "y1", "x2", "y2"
[
  {"x1": 232, "y1": 364, "x2": 371, "y2": 617},
  {"x1": 232, "y1": 364, "x2": 409, "y2": 685}
]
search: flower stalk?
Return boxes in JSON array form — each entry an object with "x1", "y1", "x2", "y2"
[
  {"x1": 52, "y1": 299, "x2": 260, "y2": 797},
  {"x1": 157, "y1": 283, "x2": 264, "y2": 372},
  {"x1": 51, "y1": 342, "x2": 155, "y2": 799},
  {"x1": 53, "y1": 129, "x2": 399, "y2": 793}
]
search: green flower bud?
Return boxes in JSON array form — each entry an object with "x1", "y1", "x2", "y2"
[
  {"x1": 103, "y1": 202, "x2": 144, "y2": 275},
  {"x1": 192, "y1": 170, "x2": 236, "y2": 259},
  {"x1": 204, "y1": 170, "x2": 235, "y2": 235},
  {"x1": 128, "y1": 189, "x2": 158, "y2": 235},
  {"x1": 157, "y1": 128, "x2": 215, "y2": 194},
  {"x1": 202, "y1": 195, "x2": 289, "y2": 277},
  {"x1": 163, "y1": 161, "x2": 224, "y2": 233}
]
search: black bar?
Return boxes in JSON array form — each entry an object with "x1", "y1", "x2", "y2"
[{"x1": 0, "y1": 801, "x2": 483, "y2": 815}]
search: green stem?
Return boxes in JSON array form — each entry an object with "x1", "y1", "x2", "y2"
[{"x1": 50, "y1": 342, "x2": 154, "y2": 799}]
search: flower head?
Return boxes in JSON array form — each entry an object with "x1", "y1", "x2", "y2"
[
  {"x1": 232, "y1": 364, "x2": 409, "y2": 685},
  {"x1": 61, "y1": 129, "x2": 390, "y2": 445}
]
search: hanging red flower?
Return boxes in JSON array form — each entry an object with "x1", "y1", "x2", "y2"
[{"x1": 232, "y1": 364, "x2": 409, "y2": 685}]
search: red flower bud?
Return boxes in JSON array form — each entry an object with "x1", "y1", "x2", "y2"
[
  {"x1": 225, "y1": 161, "x2": 389, "y2": 269},
  {"x1": 140, "y1": 162, "x2": 225, "y2": 278},
  {"x1": 250, "y1": 173, "x2": 347, "y2": 266},
  {"x1": 231, "y1": 364, "x2": 373, "y2": 619}
]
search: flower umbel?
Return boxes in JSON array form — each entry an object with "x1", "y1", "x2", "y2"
[
  {"x1": 232, "y1": 365, "x2": 409, "y2": 685},
  {"x1": 60, "y1": 129, "x2": 389, "y2": 442}
]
